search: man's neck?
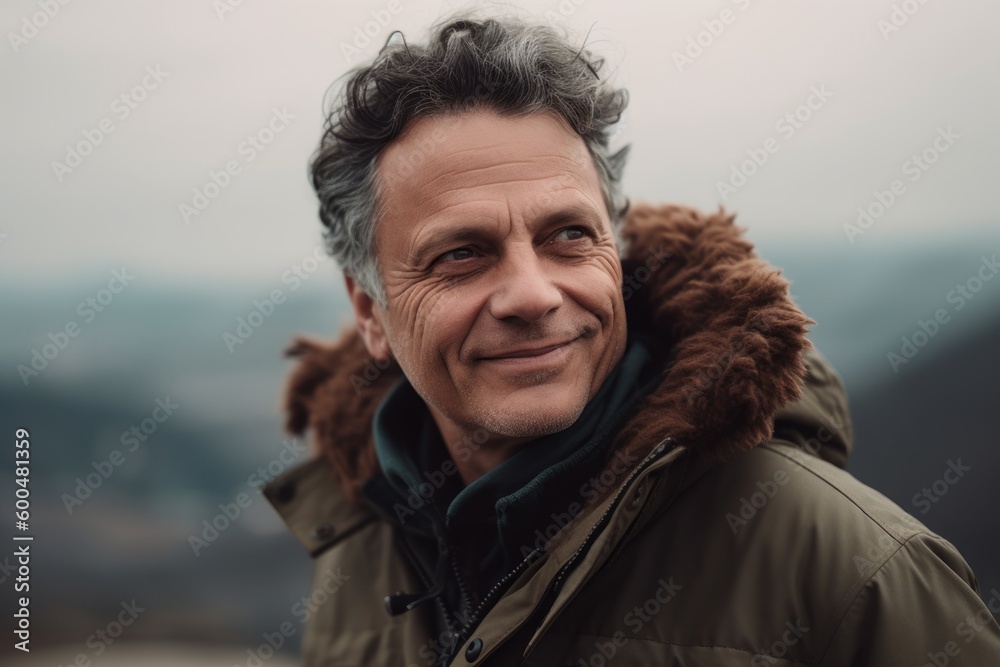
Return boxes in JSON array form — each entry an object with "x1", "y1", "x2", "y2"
[{"x1": 428, "y1": 406, "x2": 536, "y2": 486}]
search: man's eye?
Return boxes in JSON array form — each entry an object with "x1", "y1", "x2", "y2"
[
  {"x1": 438, "y1": 247, "x2": 477, "y2": 263},
  {"x1": 555, "y1": 226, "x2": 588, "y2": 241}
]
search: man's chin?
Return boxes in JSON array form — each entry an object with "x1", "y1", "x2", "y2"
[{"x1": 473, "y1": 390, "x2": 588, "y2": 439}]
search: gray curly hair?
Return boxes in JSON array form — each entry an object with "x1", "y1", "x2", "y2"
[{"x1": 309, "y1": 13, "x2": 630, "y2": 307}]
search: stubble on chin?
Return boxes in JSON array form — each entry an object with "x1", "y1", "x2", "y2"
[{"x1": 446, "y1": 379, "x2": 592, "y2": 440}]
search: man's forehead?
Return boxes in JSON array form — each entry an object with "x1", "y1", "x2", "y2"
[
  {"x1": 383, "y1": 124, "x2": 594, "y2": 231},
  {"x1": 376, "y1": 109, "x2": 596, "y2": 195}
]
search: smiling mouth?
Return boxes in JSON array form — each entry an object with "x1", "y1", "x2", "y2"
[
  {"x1": 476, "y1": 336, "x2": 582, "y2": 372},
  {"x1": 482, "y1": 340, "x2": 575, "y2": 360}
]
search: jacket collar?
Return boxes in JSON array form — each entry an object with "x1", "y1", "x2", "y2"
[{"x1": 265, "y1": 203, "x2": 835, "y2": 552}]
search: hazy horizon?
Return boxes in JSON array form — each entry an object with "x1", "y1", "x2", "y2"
[{"x1": 2, "y1": 0, "x2": 998, "y2": 286}]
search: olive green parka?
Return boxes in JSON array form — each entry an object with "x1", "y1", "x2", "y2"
[{"x1": 265, "y1": 204, "x2": 1000, "y2": 666}]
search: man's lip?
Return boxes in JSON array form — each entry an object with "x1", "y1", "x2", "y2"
[{"x1": 479, "y1": 338, "x2": 576, "y2": 360}]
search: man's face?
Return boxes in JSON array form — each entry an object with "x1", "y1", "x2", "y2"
[{"x1": 353, "y1": 108, "x2": 627, "y2": 445}]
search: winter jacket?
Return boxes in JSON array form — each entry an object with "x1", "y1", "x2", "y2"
[{"x1": 264, "y1": 203, "x2": 1000, "y2": 666}]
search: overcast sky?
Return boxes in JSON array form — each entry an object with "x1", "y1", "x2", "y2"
[{"x1": 1, "y1": 0, "x2": 997, "y2": 288}]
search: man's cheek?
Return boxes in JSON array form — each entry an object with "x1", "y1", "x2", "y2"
[
  {"x1": 582, "y1": 253, "x2": 622, "y2": 287},
  {"x1": 390, "y1": 283, "x2": 446, "y2": 338},
  {"x1": 404, "y1": 297, "x2": 465, "y2": 367},
  {"x1": 570, "y1": 270, "x2": 621, "y2": 318}
]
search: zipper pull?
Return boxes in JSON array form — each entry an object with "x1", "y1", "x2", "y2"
[
  {"x1": 384, "y1": 587, "x2": 443, "y2": 616},
  {"x1": 384, "y1": 534, "x2": 450, "y2": 616}
]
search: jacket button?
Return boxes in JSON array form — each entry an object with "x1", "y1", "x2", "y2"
[
  {"x1": 464, "y1": 637, "x2": 483, "y2": 662},
  {"x1": 311, "y1": 524, "x2": 335, "y2": 541}
]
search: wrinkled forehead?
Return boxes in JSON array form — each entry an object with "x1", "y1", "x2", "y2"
[{"x1": 373, "y1": 109, "x2": 607, "y2": 233}]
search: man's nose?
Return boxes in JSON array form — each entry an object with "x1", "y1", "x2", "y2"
[{"x1": 487, "y1": 247, "x2": 563, "y2": 322}]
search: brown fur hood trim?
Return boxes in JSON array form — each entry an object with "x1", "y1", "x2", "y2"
[{"x1": 282, "y1": 204, "x2": 815, "y2": 503}]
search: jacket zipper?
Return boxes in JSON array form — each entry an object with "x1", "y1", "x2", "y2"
[
  {"x1": 394, "y1": 528, "x2": 459, "y2": 640},
  {"x1": 446, "y1": 437, "x2": 676, "y2": 661},
  {"x1": 449, "y1": 546, "x2": 474, "y2": 626},
  {"x1": 444, "y1": 545, "x2": 545, "y2": 662},
  {"x1": 546, "y1": 438, "x2": 674, "y2": 598},
  {"x1": 393, "y1": 520, "x2": 483, "y2": 666}
]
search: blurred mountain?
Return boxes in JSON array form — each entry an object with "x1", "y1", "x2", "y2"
[
  {"x1": 1, "y1": 235, "x2": 998, "y2": 657},
  {"x1": 760, "y1": 235, "x2": 1000, "y2": 393},
  {"x1": 847, "y1": 309, "x2": 1000, "y2": 599}
]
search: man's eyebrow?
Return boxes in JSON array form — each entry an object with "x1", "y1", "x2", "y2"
[
  {"x1": 535, "y1": 203, "x2": 605, "y2": 232},
  {"x1": 408, "y1": 203, "x2": 606, "y2": 267},
  {"x1": 408, "y1": 222, "x2": 495, "y2": 267}
]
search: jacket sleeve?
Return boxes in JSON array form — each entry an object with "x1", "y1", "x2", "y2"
[{"x1": 819, "y1": 533, "x2": 1000, "y2": 666}]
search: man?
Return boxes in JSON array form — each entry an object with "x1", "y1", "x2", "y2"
[{"x1": 264, "y1": 14, "x2": 1000, "y2": 667}]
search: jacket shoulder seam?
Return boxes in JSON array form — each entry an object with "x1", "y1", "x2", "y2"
[
  {"x1": 759, "y1": 442, "x2": 924, "y2": 544},
  {"x1": 756, "y1": 442, "x2": 943, "y2": 663},
  {"x1": 813, "y1": 533, "x2": 954, "y2": 665}
]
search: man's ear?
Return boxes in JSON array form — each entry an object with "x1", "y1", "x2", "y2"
[{"x1": 344, "y1": 274, "x2": 392, "y2": 362}]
